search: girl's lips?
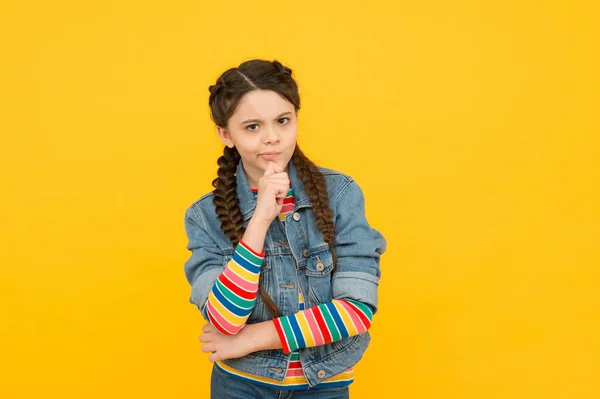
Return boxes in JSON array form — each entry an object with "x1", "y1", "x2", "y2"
[{"x1": 260, "y1": 152, "x2": 280, "y2": 160}]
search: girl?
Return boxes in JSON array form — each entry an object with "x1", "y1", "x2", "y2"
[{"x1": 183, "y1": 59, "x2": 387, "y2": 399}]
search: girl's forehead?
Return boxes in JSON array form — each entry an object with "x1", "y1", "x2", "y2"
[{"x1": 232, "y1": 90, "x2": 294, "y2": 121}]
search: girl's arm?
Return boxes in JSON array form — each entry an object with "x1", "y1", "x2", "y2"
[
  {"x1": 234, "y1": 298, "x2": 373, "y2": 354},
  {"x1": 202, "y1": 217, "x2": 270, "y2": 335},
  {"x1": 199, "y1": 297, "x2": 374, "y2": 361},
  {"x1": 271, "y1": 298, "x2": 373, "y2": 353},
  {"x1": 207, "y1": 179, "x2": 384, "y2": 356}
]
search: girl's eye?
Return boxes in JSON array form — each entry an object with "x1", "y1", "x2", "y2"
[{"x1": 246, "y1": 118, "x2": 289, "y2": 131}]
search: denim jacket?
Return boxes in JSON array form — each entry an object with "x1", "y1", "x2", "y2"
[{"x1": 183, "y1": 157, "x2": 387, "y2": 387}]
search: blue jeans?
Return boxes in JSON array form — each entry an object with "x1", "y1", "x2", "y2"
[{"x1": 210, "y1": 363, "x2": 350, "y2": 399}]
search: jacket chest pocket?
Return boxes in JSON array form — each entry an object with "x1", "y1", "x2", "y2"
[{"x1": 305, "y1": 244, "x2": 334, "y2": 305}]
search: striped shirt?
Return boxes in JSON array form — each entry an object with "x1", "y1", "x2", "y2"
[
  {"x1": 205, "y1": 186, "x2": 372, "y2": 389},
  {"x1": 202, "y1": 239, "x2": 263, "y2": 334},
  {"x1": 272, "y1": 298, "x2": 373, "y2": 354}
]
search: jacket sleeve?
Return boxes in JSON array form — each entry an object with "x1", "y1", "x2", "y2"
[
  {"x1": 272, "y1": 298, "x2": 374, "y2": 353},
  {"x1": 329, "y1": 178, "x2": 387, "y2": 314},
  {"x1": 183, "y1": 205, "x2": 265, "y2": 334},
  {"x1": 183, "y1": 205, "x2": 226, "y2": 321}
]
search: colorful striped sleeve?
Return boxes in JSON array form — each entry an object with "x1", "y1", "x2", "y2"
[
  {"x1": 202, "y1": 239, "x2": 265, "y2": 335},
  {"x1": 271, "y1": 298, "x2": 374, "y2": 354}
]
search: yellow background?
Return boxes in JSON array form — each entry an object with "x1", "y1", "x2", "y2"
[{"x1": 1, "y1": 1, "x2": 598, "y2": 398}]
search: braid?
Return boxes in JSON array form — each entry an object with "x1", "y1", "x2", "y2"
[
  {"x1": 211, "y1": 146, "x2": 283, "y2": 318},
  {"x1": 206, "y1": 59, "x2": 329, "y2": 319},
  {"x1": 211, "y1": 146, "x2": 245, "y2": 247},
  {"x1": 292, "y1": 146, "x2": 338, "y2": 269}
]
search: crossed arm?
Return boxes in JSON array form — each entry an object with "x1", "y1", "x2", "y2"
[
  {"x1": 199, "y1": 240, "x2": 374, "y2": 361},
  {"x1": 187, "y1": 179, "x2": 386, "y2": 362}
]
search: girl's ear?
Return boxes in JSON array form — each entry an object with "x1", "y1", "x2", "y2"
[{"x1": 216, "y1": 126, "x2": 234, "y2": 148}]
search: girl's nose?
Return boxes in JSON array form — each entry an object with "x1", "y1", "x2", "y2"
[{"x1": 264, "y1": 126, "x2": 280, "y2": 143}]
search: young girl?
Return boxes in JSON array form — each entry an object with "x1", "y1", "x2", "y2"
[{"x1": 184, "y1": 59, "x2": 387, "y2": 399}]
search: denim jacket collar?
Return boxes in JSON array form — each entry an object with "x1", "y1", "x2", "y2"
[{"x1": 236, "y1": 157, "x2": 312, "y2": 221}]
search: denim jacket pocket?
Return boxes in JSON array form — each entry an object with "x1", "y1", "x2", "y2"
[{"x1": 305, "y1": 244, "x2": 334, "y2": 305}]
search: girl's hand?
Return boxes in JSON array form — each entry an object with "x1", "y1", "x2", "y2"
[
  {"x1": 199, "y1": 322, "x2": 255, "y2": 362},
  {"x1": 252, "y1": 161, "x2": 290, "y2": 224},
  {"x1": 198, "y1": 321, "x2": 282, "y2": 362}
]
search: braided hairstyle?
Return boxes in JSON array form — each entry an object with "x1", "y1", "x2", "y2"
[{"x1": 208, "y1": 59, "x2": 337, "y2": 318}]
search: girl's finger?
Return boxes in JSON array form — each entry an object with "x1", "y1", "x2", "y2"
[
  {"x1": 269, "y1": 172, "x2": 289, "y2": 180},
  {"x1": 260, "y1": 173, "x2": 289, "y2": 184},
  {"x1": 275, "y1": 186, "x2": 290, "y2": 198},
  {"x1": 266, "y1": 180, "x2": 289, "y2": 191},
  {"x1": 208, "y1": 351, "x2": 220, "y2": 362},
  {"x1": 201, "y1": 343, "x2": 216, "y2": 353},
  {"x1": 262, "y1": 179, "x2": 290, "y2": 190},
  {"x1": 198, "y1": 333, "x2": 211, "y2": 343},
  {"x1": 263, "y1": 161, "x2": 284, "y2": 176},
  {"x1": 202, "y1": 323, "x2": 212, "y2": 333}
]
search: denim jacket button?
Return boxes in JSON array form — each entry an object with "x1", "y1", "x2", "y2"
[
  {"x1": 317, "y1": 370, "x2": 326, "y2": 378},
  {"x1": 303, "y1": 249, "x2": 309, "y2": 257},
  {"x1": 315, "y1": 261, "x2": 325, "y2": 271},
  {"x1": 292, "y1": 212, "x2": 301, "y2": 221}
]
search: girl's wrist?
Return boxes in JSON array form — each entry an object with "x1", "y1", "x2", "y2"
[
  {"x1": 242, "y1": 218, "x2": 270, "y2": 255},
  {"x1": 244, "y1": 320, "x2": 283, "y2": 352},
  {"x1": 249, "y1": 213, "x2": 273, "y2": 230}
]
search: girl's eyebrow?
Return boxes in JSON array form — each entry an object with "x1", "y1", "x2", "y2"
[{"x1": 240, "y1": 111, "x2": 292, "y2": 125}]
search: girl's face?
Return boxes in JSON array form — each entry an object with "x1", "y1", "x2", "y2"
[{"x1": 216, "y1": 89, "x2": 298, "y2": 188}]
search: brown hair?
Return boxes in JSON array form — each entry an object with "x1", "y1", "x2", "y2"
[{"x1": 208, "y1": 59, "x2": 337, "y2": 318}]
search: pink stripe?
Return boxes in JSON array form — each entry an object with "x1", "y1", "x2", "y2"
[
  {"x1": 206, "y1": 303, "x2": 233, "y2": 335},
  {"x1": 281, "y1": 204, "x2": 294, "y2": 212},
  {"x1": 206, "y1": 300, "x2": 239, "y2": 334},
  {"x1": 207, "y1": 306, "x2": 232, "y2": 335},
  {"x1": 304, "y1": 308, "x2": 325, "y2": 346},
  {"x1": 286, "y1": 369, "x2": 305, "y2": 377},
  {"x1": 223, "y1": 267, "x2": 258, "y2": 292},
  {"x1": 344, "y1": 300, "x2": 372, "y2": 329},
  {"x1": 338, "y1": 300, "x2": 368, "y2": 333}
]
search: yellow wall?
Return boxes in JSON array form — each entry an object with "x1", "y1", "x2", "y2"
[{"x1": 1, "y1": 1, "x2": 598, "y2": 397}]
